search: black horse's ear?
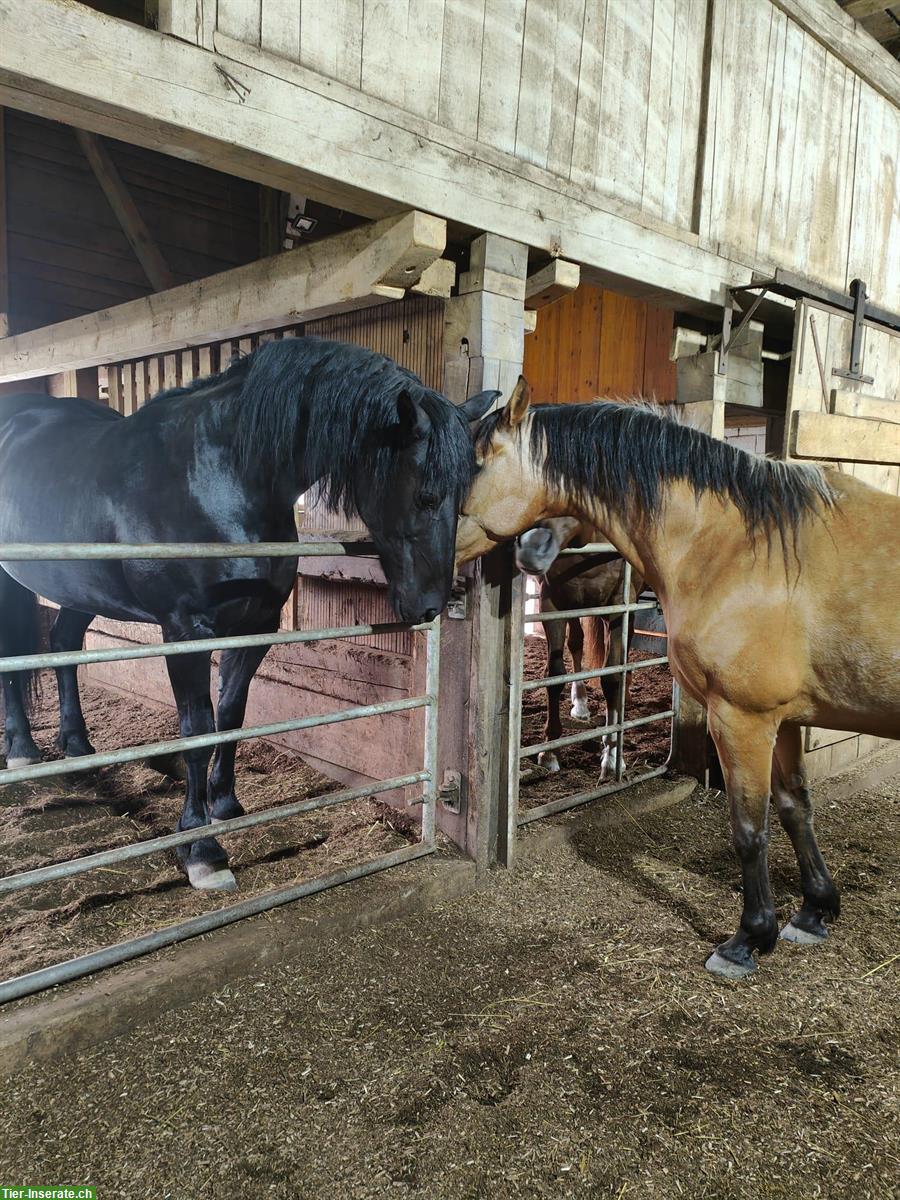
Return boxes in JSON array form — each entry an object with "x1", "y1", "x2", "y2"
[
  {"x1": 459, "y1": 389, "x2": 501, "y2": 426},
  {"x1": 396, "y1": 390, "x2": 430, "y2": 442}
]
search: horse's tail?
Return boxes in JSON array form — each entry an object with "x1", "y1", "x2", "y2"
[
  {"x1": 583, "y1": 614, "x2": 610, "y2": 671},
  {"x1": 0, "y1": 569, "x2": 41, "y2": 715}
]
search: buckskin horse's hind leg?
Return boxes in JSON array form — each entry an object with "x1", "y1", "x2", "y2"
[
  {"x1": 773, "y1": 723, "x2": 840, "y2": 945},
  {"x1": 164, "y1": 640, "x2": 236, "y2": 892},
  {"x1": 704, "y1": 702, "x2": 780, "y2": 978},
  {"x1": 50, "y1": 607, "x2": 96, "y2": 759},
  {"x1": 208, "y1": 641, "x2": 273, "y2": 822}
]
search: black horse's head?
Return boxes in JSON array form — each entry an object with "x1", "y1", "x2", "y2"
[
  {"x1": 215, "y1": 338, "x2": 498, "y2": 625},
  {"x1": 353, "y1": 386, "x2": 498, "y2": 623}
]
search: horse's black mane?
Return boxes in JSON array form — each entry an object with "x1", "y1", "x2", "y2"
[
  {"x1": 476, "y1": 400, "x2": 835, "y2": 546},
  {"x1": 148, "y1": 337, "x2": 476, "y2": 512}
]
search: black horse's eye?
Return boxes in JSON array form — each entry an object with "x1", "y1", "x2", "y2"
[{"x1": 419, "y1": 492, "x2": 440, "y2": 510}]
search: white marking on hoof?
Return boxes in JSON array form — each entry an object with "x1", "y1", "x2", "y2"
[
  {"x1": 600, "y1": 744, "x2": 624, "y2": 782},
  {"x1": 780, "y1": 918, "x2": 828, "y2": 945},
  {"x1": 705, "y1": 950, "x2": 757, "y2": 979},
  {"x1": 5, "y1": 756, "x2": 41, "y2": 769},
  {"x1": 538, "y1": 752, "x2": 561, "y2": 773},
  {"x1": 186, "y1": 862, "x2": 238, "y2": 892},
  {"x1": 569, "y1": 701, "x2": 591, "y2": 722}
]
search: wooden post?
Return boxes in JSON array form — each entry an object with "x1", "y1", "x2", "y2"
[
  {"x1": 0, "y1": 106, "x2": 8, "y2": 338},
  {"x1": 669, "y1": 683, "x2": 713, "y2": 785},
  {"x1": 441, "y1": 233, "x2": 527, "y2": 870}
]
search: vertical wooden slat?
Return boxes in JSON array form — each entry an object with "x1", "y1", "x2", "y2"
[
  {"x1": 515, "y1": 0, "x2": 558, "y2": 169},
  {"x1": 547, "y1": 0, "x2": 585, "y2": 179},
  {"x1": 147, "y1": 357, "x2": 161, "y2": 398},
  {"x1": 121, "y1": 362, "x2": 135, "y2": 417},
  {"x1": 217, "y1": 0, "x2": 261, "y2": 45},
  {"x1": 180, "y1": 348, "x2": 197, "y2": 385},
  {"x1": 477, "y1": 0, "x2": 526, "y2": 155},
  {"x1": 162, "y1": 353, "x2": 179, "y2": 390},
  {"x1": 300, "y1": 0, "x2": 364, "y2": 88},
  {"x1": 598, "y1": 291, "x2": 647, "y2": 398},
  {"x1": 405, "y1": 0, "x2": 444, "y2": 123},
  {"x1": 570, "y1": 0, "x2": 607, "y2": 188},
  {"x1": 106, "y1": 365, "x2": 122, "y2": 414},
  {"x1": 361, "y1": 0, "x2": 410, "y2": 109},
  {"x1": 438, "y1": 0, "x2": 485, "y2": 138},
  {"x1": 260, "y1": 0, "x2": 301, "y2": 60}
]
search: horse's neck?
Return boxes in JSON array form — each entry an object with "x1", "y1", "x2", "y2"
[{"x1": 582, "y1": 484, "x2": 746, "y2": 604}]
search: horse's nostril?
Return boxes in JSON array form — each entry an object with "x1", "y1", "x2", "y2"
[{"x1": 422, "y1": 607, "x2": 438, "y2": 623}]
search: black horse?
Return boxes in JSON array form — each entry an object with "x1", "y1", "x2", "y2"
[{"x1": 0, "y1": 337, "x2": 496, "y2": 891}]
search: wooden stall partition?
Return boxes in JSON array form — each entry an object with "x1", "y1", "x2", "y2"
[{"x1": 785, "y1": 298, "x2": 900, "y2": 780}]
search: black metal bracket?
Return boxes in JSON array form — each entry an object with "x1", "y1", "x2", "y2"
[
  {"x1": 719, "y1": 270, "x2": 899, "y2": 384},
  {"x1": 832, "y1": 278, "x2": 875, "y2": 385}
]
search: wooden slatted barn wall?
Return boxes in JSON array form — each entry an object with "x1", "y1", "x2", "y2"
[
  {"x1": 4, "y1": 110, "x2": 262, "y2": 334},
  {"x1": 218, "y1": 0, "x2": 708, "y2": 233},
  {"x1": 524, "y1": 284, "x2": 677, "y2": 404}
]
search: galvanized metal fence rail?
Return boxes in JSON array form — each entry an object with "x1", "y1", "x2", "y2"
[
  {"x1": 507, "y1": 542, "x2": 674, "y2": 860},
  {"x1": 0, "y1": 540, "x2": 440, "y2": 1004}
]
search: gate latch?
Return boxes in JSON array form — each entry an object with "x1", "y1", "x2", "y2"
[{"x1": 439, "y1": 769, "x2": 462, "y2": 813}]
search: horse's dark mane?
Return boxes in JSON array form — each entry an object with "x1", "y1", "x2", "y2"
[
  {"x1": 148, "y1": 337, "x2": 476, "y2": 513},
  {"x1": 476, "y1": 400, "x2": 835, "y2": 548}
]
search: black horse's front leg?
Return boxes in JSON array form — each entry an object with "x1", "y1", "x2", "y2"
[
  {"x1": 50, "y1": 607, "x2": 96, "y2": 759},
  {"x1": 164, "y1": 643, "x2": 236, "y2": 892},
  {"x1": 208, "y1": 641, "x2": 273, "y2": 822}
]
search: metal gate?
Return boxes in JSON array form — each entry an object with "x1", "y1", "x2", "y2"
[
  {"x1": 505, "y1": 543, "x2": 675, "y2": 862},
  {"x1": 0, "y1": 538, "x2": 441, "y2": 1004}
]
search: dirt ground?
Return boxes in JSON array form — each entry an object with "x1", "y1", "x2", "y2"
[
  {"x1": 1, "y1": 761, "x2": 897, "y2": 1200},
  {"x1": 0, "y1": 681, "x2": 414, "y2": 980},
  {"x1": 520, "y1": 634, "x2": 673, "y2": 812}
]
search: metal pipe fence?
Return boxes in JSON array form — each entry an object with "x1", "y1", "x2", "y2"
[
  {"x1": 0, "y1": 540, "x2": 440, "y2": 1004},
  {"x1": 507, "y1": 553, "x2": 674, "y2": 862}
]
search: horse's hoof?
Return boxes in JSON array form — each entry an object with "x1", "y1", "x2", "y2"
[
  {"x1": 780, "y1": 917, "x2": 828, "y2": 945},
  {"x1": 537, "y1": 752, "x2": 560, "y2": 773},
  {"x1": 5, "y1": 756, "x2": 41, "y2": 770},
  {"x1": 705, "y1": 950, "x2": 757, "y2": 979},
  {"x1": 570, "y1": 703, "x2": 591, "y2": 722},
  {"x1": 186, "y1": 862, "x2": 238, "y2": 892}
]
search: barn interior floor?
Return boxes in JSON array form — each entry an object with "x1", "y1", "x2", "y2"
[
  {"x1": 0, "y1": 680, "x2": 415, "y2": 982},
  {"x1": 1, "y1": 759, "x2": 897, "y2": 1199}
]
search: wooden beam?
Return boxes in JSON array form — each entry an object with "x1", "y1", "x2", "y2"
[
  {"x1": 791, "y1": 410, "x2": 900, "y2": 464},
  {"x1": 769, "y1": 0, "x2": 900, "y2": 108},
  {"x1": 524, "y1": 260, "x2": 581, "y2": 309},
  {"x1": 75, "y1": 129, "x2": 176, "y2": 292},
  {"x1": 0, "y1": 106, "x2": 7, "y2": 338},
  {"x1": 0, "y1": 209, "x2": 445, "y2": 382},
  {"x1": 831, "y1": 388, "x2": 900, "y2": 424},
  {"x1": 0, "y1": 0, "x2": 745, "y2": 308}
]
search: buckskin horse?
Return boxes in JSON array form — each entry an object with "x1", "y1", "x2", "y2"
[
  {"x1": 0, "y1": 337, "x2": 496, "y2": 892},
  {"x1": 457, "y1": 379, "x2": 900, "y2": 977}
]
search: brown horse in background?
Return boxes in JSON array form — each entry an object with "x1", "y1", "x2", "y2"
[
  {"x1": 457, "y1": 381, "x2": 900, "y2": 978},
  {"x1": 516, "y1": 517, "x2": 644, "y2": 778}
]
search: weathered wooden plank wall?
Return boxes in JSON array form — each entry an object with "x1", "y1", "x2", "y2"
[
  {"x1": 213, "y1": 0, "x2": 899, "y2": 311},
  {"x1": 523, "y1": 284, "x2": 677, "y2": 404}
]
